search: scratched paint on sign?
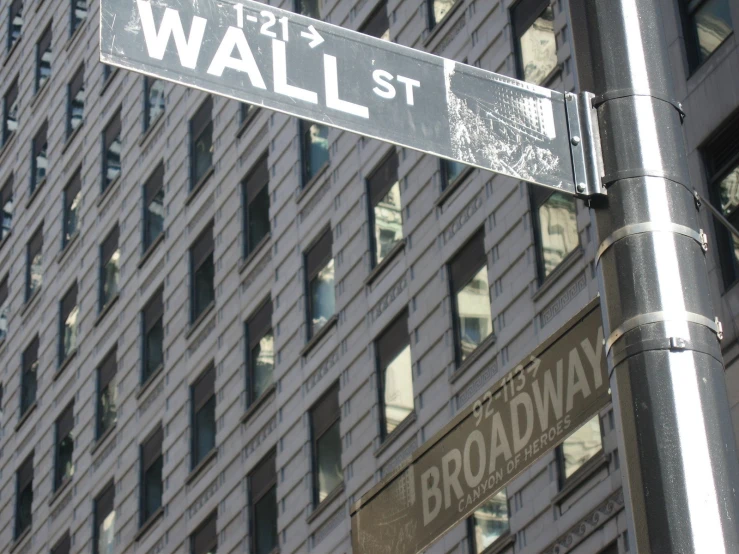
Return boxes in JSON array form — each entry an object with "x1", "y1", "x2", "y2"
[{"x1": 100, "y1": 0, "x2": 579, "y2": 194}]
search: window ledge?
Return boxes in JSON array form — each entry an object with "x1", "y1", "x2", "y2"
[
  {"x1": 239, "y1": 233, "x2": 272, "y2": 275},
  {"x1": 138, "y1": 233, "x2": 165, "y2": 269},
  {"x1": 306, "y1": 482, "x2": 345, "y2": 524},
  {"x1": 374, "y1": 411, "x2": 417, "y2": 458},
  {"x1": 100, "y1": 69, "x2": 120, "y2": 96},
  {"x1": 185, "y1": 166, "x2": 215, "y2": 207},
  {"x1": 236, "y1": 108, "x2": 260, "y2": 138},
  {"x1": 62, "y1": 123, "x2": 84, "y2": 155},
  {"x1": 65, "y1": 23, "x2": 85, "y2": 53},
  {"x1": 137, "y1": 365, "x2": 165, "y2": 400},
  {"x1": 90, "y1": 423, "x2": 117, "y2": 456},
  {"x1": 30, "y1": 80, "x2": 51, "y2": 111},
  {"x1": 55, "y1": 349, "x2": 78, "y2": 381},
  {"x1": 423, "y1": 0, "x2": 465, "y2": 49},
  {"x1": 296, "y1": 161, "x2": 330, "y2": 203},
  {"x1": 552, "y1": 450, "x2": 610, "y2": 506},
  {"x1": 186, "y1": 449, "x2": 217, "y2": 486},
  {"x1": 134, "y1": 506, "x2": 164, "y2": 543},
  {"x1": 301, "y1": 315, "x2": 338, "y2": 358},
  {"x1": 531, "y1": 247, "x2": 584, "y2": 302},
  {"x1": 94, "y1": 293, "x2": 120, "y2": 328},
  {"x1": 48, "y1": 477, "x2": 73, "y2": 507},
  {"x1": 9, "y1": 527, "x2": 31, "y2": 554},
  {"x1": 186, "y1": 301, "x2": 216, "y2": 340},
  {"x1": 97, "y1": 175, "x2": 121, "y2": 208},
  {"x1": 450, "y1": 332, "x2": 498, "y2": 384},
  {"x1": 479, "y1": 531, "x2": 516, "y2": 554},
  {"x1": 3, "y1": 36, "x2": 22, "y2": 68},
  {"x1": 365, "y1": 239, "x2": 405, "y2": 286},
  {"x1": 139, "y1": 112, "x2": 165, "y2": 148},
  {"x1": 57, "y1": 232, "x2": 80, "y2": 265},
  {"x1": 0, "y1": 229, "x2": 12, "y2": 254},
  {"x1": 21, "y1": 286, "x2": 43, "y2": 319},
  {"x1": 241, "y1": 384, "x2": 277, "y2": 426},
  {"x1": 26, "y1": 178, "x2": 47, "y2": 209},
  {"x1": 15, "y1": 401, "x2": 38, "y2": 432},
  {"x1": 0, "y1": 132, "x2": 17, "y2": 165},
  {"x1": 435, "y1": 166, "x2": 475, "y2": 208}
]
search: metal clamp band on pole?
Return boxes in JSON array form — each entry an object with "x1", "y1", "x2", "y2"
[
  {"x1": 591, "y1": 88, "x2": 685, "y2": 119},
  {"x1": 605, "y1": 310, "x2": 720, "y2": 354},
  {"x1": 596, "y1": 222, "x2": 706, "y2": 264},
  {"x1": 694, "y1": 189, "x2": 739, "y2": 241}
]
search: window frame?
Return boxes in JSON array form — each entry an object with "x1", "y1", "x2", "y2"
[
  {"x1": 299, "y1": 119, "x2": 330, "y2": 187},
  {"x1": 466, "y1": 489, "x2": 510, "y2": 554},
  {"x1": 20, "y1": 336, "x2": 38, "y2": 417},
  {"x1": 1, "y1": 173, "x2": 12, "y2": 242},
  {"x1": 426, "y1": 0, "x2": 458, "y2": 30},
  {"x1": 93, "y1": 480, "x2": 115, "y2": 554},
  {"x1": 26, "y1": 225, "x2": 43, "y2": 302},
  {"x1": 309, "y1": 381, "x2": 342, "y2": 507},
  {"x1": 142, "y1": 162, "x2": 165, "y2": 252},
  {"x1": 139, "y1": 425, "x2": 163, "y2": 527},
  {"x1": 556, "y1": 415, "x2": 604, "y2": 488},
  {"x1": 67, "y1": 64, "x2": 85, "y2": 139},
  {"x1": 2, "y1": 78, "x2": 18, "y2": 147},
  {"x1": 189, "y1": 222, "x2": 215, "y2": 323},
  {"x1": 191, "y1": 510, "x2": 217, "y2": 554},
  {"x1": 70, "y1": 0, "x2": 87, "y2": 36},
  {"x1": 8, "y1": 0, "x2": 23, "y2": 53},
  {"x1": 62, "y1": 168, "x2": 81, "y2": 249},
  {"x1": 245, "y1": 297, "x2": 274, "y2": 407},
  {"x1": 242, "y1": 152, "x2": 270, "y2": 258},
  {"x1": 141, "y1": 287, "x2": 164, "y2": 384},
  {"x1": 58, "y1": 281, "x2": 78, "y2": 366},
  {"x1": 511, "y1": 0, "x2": 559, "y2": 85},
  {"x1": 99, "y1": 225, "x2": 120, "y2": 312},
  {"x1": 35, "y1": 23, "x2": 52, "y2": 93},
  {"x1": 102, "y1": 109, "x2": 122, "y2": 193},
  {"x1": 248, "y1": 449, "x2": 278, "y2": 554},
  {"x1": 680, "y1": 0, "x2": 734, "y2": 73},
  {"x1": 0, "y1": 275, "x2": 8, "y2": 341},
  {"x1": 375, "y1": 310, "x2": 412, "y2": 440},
  {"x1": 304, "y1": 228, "x2": 334, "y2": 341},
  {"x1": 143, "y1": 77, "x2": 166, "y2": 132},
  {"x1": 190, "y1": 364, "x2": 216, "y2": 469},
  {"x1": 366, "y1": 149, "x2": 403, "y2": 268},
  {"x1": 31, "y1": 120, "x2": 48, "y2": 194},
  {"x1": 15, "y1": 451, "x2": 34, "y2": 540},
  {"x1": 54, "y1": 401, "x2": 75, "y2": 492},
  {"x1": 96, "y1": 347, "x2": 117, "y2": 439},
  {"x1": 189, "y1": 96, "x2": 214, "y2": 190}
]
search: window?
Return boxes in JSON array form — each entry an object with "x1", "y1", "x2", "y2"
[
  {"x1": 427, "y1": 0, "x2": 455, "y2": 29},
  {"x1": 67, "y1": 65, "x2": 84, "y2": 138},
  {"x1": 376, "y1": 311, "x2": 413, "y2": 438},
  {"x1": 20, "y1": 337, "x2": 38, "y2": 416},
  {"x1": 191, "y1": 96, "x2": 213, "y2": 188},
  {"x1": 242, "y1": 153, "x2": 270, "y2": 256},
  {"x1": 249, "y1": 450, "x2": 278, "y2": 554},
  {"x1": 558, "y1": 415, "x2": 603, "y2": 483},
  {"x1": 143, "y1": 163, "x2": 165, "y2": 251},
  {"x1": 31, "y1": 121, "x2": 48, "y2": 194},
  {"x1": 682, "y1": 0, "x2": 733, "y2": 71},
  {"x1": 144, "y1": 77, "x2": 165, "y2": 131},
  {"x1": 99, "y1": 226, "x2": 120, "y2": 311},
  {"x1": 240, "y1": 103, "x2": 257, "y2": 126},
  {"x1": 368, "y1": 150, "x2": 403, "y2": 266},
  {"x1": 94, "y1": 482, "x2": 115, "y2": 554},
  {"x1": 2, "y1": 78, "x2": 18, "y2": 146},
  {"x1": 1, "y1": 174, "x2": 12, "y2": 241},
  {"x1": 705, "y1": 113, "x2": 739, "y2": 288},
  {"x1": 0, "y1": 275, "x2": 7, "y2": 341},
  {"x1": 62, "y1": 169, "x2": 81, "y2": 247},
  {"x1": 103, "y1": 64, "x2": 113, "y2": 84},
  {"x1": 26, "y1": 226, "x2": 43, "y2": 301},
  {"x1": 448, "y1": 230, "x2": 493, "y2": 365},
  {"x1": 360, "y1": 2, "x2": 390, "y2": 40},
  {"x1": 51, "y1": 532, "x2": 71, "y2": 554},
  {"x1": 191, "y1": 511, "x2": 217, "y2": 554},
  {"x1": 469, "y1": 490, "x2": 509, "y2": 553},
  {"x1": 142, "y1": 288, "x2": 164, "y2": 383},
  {"x1": 191, "y1": 365, "x2": 216, "y2": 468},
  {"x1": 310, "y1": 382, "x2": 342, "y2": 505},
  {"x1": 59, "y1": 282, "x2": 79, "y2": 364},
  {"x1": 246, "y1": 299, "x2": 274, "y2": 405},
  {"x1": 190, "y1": 222, "x2": 215, "y2": 323},
  {"x1": 300, "y1": 120, "x2": 329, "y2": 186},
  {"x1": 531, "y1": 186, "x2": 578, "y2": 281},
  {"x1": 96, "y1": 348, "x2": 117, "y2": 438},
  {"x1": 15, "y1": 452, "x2": 33, "y2": 539},
  {"x1": 297, "y1": 0, "x2": 320, "y2": 19},
  {"x1": 36, "y1": 25, "x2": 52, "y2": 92},
  {"x1": 102, "y1": 110, "x2": 121, "y2": 191},
  {"x1": 512, "y1": 0, "x2": 557, "y2": 85},
  {"x1": 8, "y1": 0, "x2": 23, "y2": 52},
  {"x1": 71, "y1": 0, "x2": 87, "y2": 35},
  {"x1": 305, "y1": 229, "x2": 335, "y2": 340},
  {"x1": 54, "y1": 402, "x2": 75, "y2": 491},
  {"x1": 140, "y1": 426, "x2": 163, "y2": 525},
  {"x1": 441, "y1": 159, "x2": 467, "y2": 192}
]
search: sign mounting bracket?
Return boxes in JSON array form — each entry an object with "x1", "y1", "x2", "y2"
[{"x1": 565, "y1": 91, "x2": 606, "y2": 200}]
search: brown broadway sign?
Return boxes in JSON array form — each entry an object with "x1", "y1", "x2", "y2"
[{"x1": 350, "y1": 298, "x2": 609, "y2": 554}]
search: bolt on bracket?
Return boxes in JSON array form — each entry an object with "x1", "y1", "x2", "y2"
[{"x1": 565, "y1": 92, "x2": 606, "y2": 200}]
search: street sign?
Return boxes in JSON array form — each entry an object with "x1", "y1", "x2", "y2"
[
  {"x1": 101, "y1": 0, "x2": 586, "y2": 195},
  {"x1": 350, "y1": 298, "x2": 609, "y2": 554}
]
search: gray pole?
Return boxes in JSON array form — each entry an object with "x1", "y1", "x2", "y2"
[{"x1": 584, "y1": 0, "x2": 739, "y2": 551}]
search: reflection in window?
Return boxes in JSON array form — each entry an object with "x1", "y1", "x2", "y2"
[
  {"x1": 8, "y1": 0, "x2": 23, "y2": 52},
  {"x1": 72, "y1": 0, "x2": 87, "y2": 35},
  {"x1": 94, "y1": 482, "x2": 115, "y2": 554},
  {"x1": 68, "y1": 65, "x2": 85, "y2": 138},
  {"x1": 100, "y1": 227, "x2": 120, "y2": 311},
  {"x1": 253, "y1": 332, "x2": 274, "y2": 401},
  {"x1": 514, "y1": 1, "x2": 558, "y2": 85},
  {"x1": 471, "y1": 490, "x2": 509, "y2": 552},
  {"x1": 2, "y1": 79, "x2": 18, "y2": 146},
  {"x1": 383, "y1": 346, "x2": 413, "y2": 435},
  {"x1": 103, "y1": 111, "x2": 122, "y2": 191},
  {"x1": 144, "y1": 77, "x2": 166, "y2": 130},
  {"x1": 311, "y1": 384, "x2": 343, "y2": 505},
  {"x1": 1, "y1": 175, "x2": 12, "y2": 241},
  {"x1": 298, "y1": 0, "x2": 320, "y2": 19},
  {"x1": 32, "y1": 122, "x2": 48, "y2": 193},
  {"x1": 301, "y1": 121, "x2": 329, "y2": 185},
  {"x1": 26, "y1": 227, "x2": 43, "y2": 301},
  {"x1": 561, "y1": 415, "x2": 602, "y2": 480},
  {"x1": 144, "y1": 163, "x2": 164, "y2": 250},
  {"x1": 98, "y1": 510, "x2": 115, "y2": 554},
  {"x1": 191, "y1": 97, "x2": 214, "y2": 187},
  {"x1": 36, "y1": 25, "x2": 52, "y2": 92},
  {"x1": 441, "y1": 159, "x2": 466, "y2": 191},
  {"x1": 428, "y1": 0, "x2": 455, "y2": 29},
  {"x1": 60, "y1": 283, "x2": 79, "y2": 363},
  {"x1": 0, "y1": 276, "x2": 7, "y2": 342},
  {"x1": 535, "y1": 190, "x2": 578, "y2": 279},
  {"x1": 310, "y1": 260, "x2": 335, "y2": 336},
  {"x1": 21, "y1": 337, "x2": 38, "y2": 417},
  {"x1": 369, "y1": 151, "x2": 403, "y2": 265},
  {"x1": 97, "y1": 350, "x2": 117, "y2": 439},
  {"x1": 54, "y1": 403, "x2": 75, "y2": 491},
  {"x1": 63, "y1": 170, "x2": 81, "y2": 247},
  {"x1": 685, "y1": 0, "x2": 732, "y2": 70},
  {"x1": 456, "y1": 267, "x2": 493, "y2": 360}
]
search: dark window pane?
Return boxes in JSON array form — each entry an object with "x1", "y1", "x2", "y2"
[
  {"x1": 193, "y1": 253, "x2": 214, "y2": 321},
  {"x1": 428, "y1": 0, "x2": 455, "y2": 28},
  {"x1": 36, "y1": 26, "x2": 52, "y2": 91},
  {"x1": 361, "y1": 2, "x2": 389, "y2": 40},
  {"x1": 26, "y1": 227, "x2": 43, "y2": 300},
  {"x1": 472, "y1": 490, "x2": 508, "y2": 552},
  {"x1": 143, "y1": 455, "x2": 163, "y2": 521},
  {"x1": 298, "y1": 0, "x2": 320, "y2": 19},
  {"x1": 51, "y1": 532, "x2": 71, "y2": 554},
  {"x1": 191, "y1": 511, "x2": 217, "y2": 554},
  {"x1": 32, "y1": 122, "x2": 48, "y2": 193},
  {"x1": 9, "y1": 0, "x2": 23, "y2": 51},
  {"x1": 1, "y1": 175, "x2": 12, "y2": 241},
  {"x1": 368, "y1": 151, "x2": 403, "y2": 265},
  {"x1": 98, "y1": 383, "x2": 117, "y2": 438},
  {"x1": 72, "y1": 0, "x2": 87, "y2": 34},
  {"x1": 60, "y1": 283, "x2": 79, "y2": 362},
  {"x1": 441, "y1": 159, "x2": 466, "y2": 191},
  {"x1": 103, "y1": 112, "x2": 122, "y2": 191},
  {"x1": 241, "y1": 102, "x2": 257, "y2": 124},
  {"x1": 517, "y1": 5, "x2": 557, "y2": 85},
  {"x1": 0, "y1": 276, "x2": 7, "y2": 341},
  {"x1": 561, "y1": 415, "x2": 602, "y2": 479},
  {"x1": 55, "y1": 404, "x2": 75, "y2": 490},
  {"x1": 144, "y1": 164, "x2": 165, "y2": 249},
  {"x1": 100, "y1": 228, "x2": 120, "y2": 310},
  {"x1": 247, "y1": 185, "x2": 270, "y2": 253},
  {"x1": 534, "y1": 191, "x2": 578, "y2": 278},
  {"x1": 68, "y1": 66, "x2": 85, "y2": 137},
  {"x1": 194, "y1": 395, "x2": 216, "y2": 466},
  {"x1": 21, "y1": 338, "x2": 38, "y2": 415},
  {"x1": 15, "y1": 453, "x2": 33, "y2": 539},
  {"x1": 3, "y1": 79, "x2": 18, "y2": 146},
  {"x1": 689, "y1": 0, "x2": 733, "y2": 67},
  {"x1": 63, "y1": 170, "x2": 81, "y2": 247},
  {"x1": 315, "y1": 419, "x2": 342, "y2": 502},
  {"x1": 144, "y1": 318, "x2": 164, "y2": 381},
  {"x1": 145, "y1": 78, "x2": 166, "y2": 130},
  {"x1": 301, "y1": 122, "x2": 329, "y2": 185},
  {"x1": 254, "y1": 486, "x2": 278, "y2": 554},
  {"x1": 191, "y1": 98, "x2": 213, "y2": 187}
]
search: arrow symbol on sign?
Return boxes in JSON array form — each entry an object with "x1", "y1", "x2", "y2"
[{"x1": 301, "y1": 25, "x2": 324, "y2": 48}]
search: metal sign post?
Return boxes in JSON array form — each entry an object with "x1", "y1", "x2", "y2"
[
  {"x1": 350, "y1": 300, "x2": 609, "y2": 554},
  {"x1": 100, "y1": 0, "x2": 599, "y2": 197},
  {"x1": 584, "y1": 0, "x2": 739, "y2": 551}
]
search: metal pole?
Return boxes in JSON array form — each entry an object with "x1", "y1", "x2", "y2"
[{"x1": 584, "y1": 0, "x2": 739, "y2": 551}]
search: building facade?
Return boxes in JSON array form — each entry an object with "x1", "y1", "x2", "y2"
[{"x1": 0, "y1": 0, "x2": 737, "y2": 553}]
